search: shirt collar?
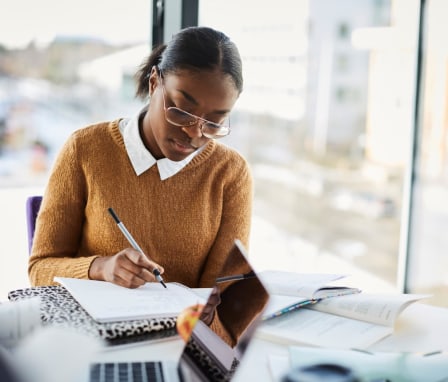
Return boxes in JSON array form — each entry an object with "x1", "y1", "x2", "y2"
[{"x1": 119, "y1": 108, "x2": 202, "y2": 180}]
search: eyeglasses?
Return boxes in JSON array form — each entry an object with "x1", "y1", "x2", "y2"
[{"x1": 159, "y1": 74, "x2": 231, "y2": 139}]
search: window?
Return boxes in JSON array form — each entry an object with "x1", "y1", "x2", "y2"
[
  {"x1": 200, "y1": 0, "x2": 427, "y2": 299},
  {"x1": 1, "y1": 0, "x2": 446, "y2": 308},
  {"x1": 0, "y1": 0, "x2": 150, "y2": 298},
  {"x1": 407, "y1": 0, "x2": 448, "y2": 306},
  {"x1": 338, "y1": 23, "x2": 350, "y2": 40}
]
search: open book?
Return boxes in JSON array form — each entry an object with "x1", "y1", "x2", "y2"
[
  {"x1": 258, "y1": 271, "x2": 361, "y2": 319},
  {"x1": 54, "y1": 277, "x2": 207, "y2": 323},
  {"x1": 257, "y1": 292, "x2": 429, "y2": 349}
]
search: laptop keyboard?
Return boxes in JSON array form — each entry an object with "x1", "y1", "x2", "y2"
[{"x1": 89, "y1": 361, "x2": 165, "y2": 382}]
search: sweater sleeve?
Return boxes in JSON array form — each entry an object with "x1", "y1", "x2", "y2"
[
  {"x1": 28, "y1": 131, "x2": 96, "y2": 286},
  {"x1": 198, "y1": 155, "x2": 253, "y2": 288}
]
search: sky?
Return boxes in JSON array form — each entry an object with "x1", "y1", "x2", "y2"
[{"x1": 0, "y1": 0, "x2": 151, "y2": 48}]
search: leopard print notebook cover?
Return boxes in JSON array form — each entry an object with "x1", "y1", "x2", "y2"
[{"x1": 8, "y1": 286, "x2": 177, "y2": 344}]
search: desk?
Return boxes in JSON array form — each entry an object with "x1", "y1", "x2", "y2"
[{"x1": 88, "y1": 302, "x2": 448, "y2": 381}]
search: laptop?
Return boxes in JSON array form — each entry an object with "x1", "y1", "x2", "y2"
[{"x1": 88, "y1": 239, "x2": 270, "y2": 382}]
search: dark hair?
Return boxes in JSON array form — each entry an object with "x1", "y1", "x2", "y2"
[{"x1": 135, "y1": 26, "x2": 243, "y2": 99}]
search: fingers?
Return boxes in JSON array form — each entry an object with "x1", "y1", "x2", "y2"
[
  {"x1": 125, "y1": 250, "x2": 165, "y2": 275},
  {"x1": 100, "y1": 249, "x2": 165, "y2": 289},
  {"x1": 110, "y1": 273, "x2": 144, "y2": 289},
  {"x1": 200, "y1": 285, "x2": 221, "y2": 325},
  {"x1": 200, "y1": 305, "x2": 215, "y2": 325}
]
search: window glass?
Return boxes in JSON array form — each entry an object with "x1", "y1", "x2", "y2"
[
  {"x1": 200, "y1": 0, "x2": 420, "y2": 294},
  {"x1": 0, "y1": 0, "x2": 149, "y2": 298},
  {"x1": 408, "y1": 0, "x2": 448, "y2": 307},
  {"x1": 1, "y1": 0, "x2": 437, "y2": 306}
]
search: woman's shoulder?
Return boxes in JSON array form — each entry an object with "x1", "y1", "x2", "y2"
[
  {"x1": 61, "y1": 120, "x2": 123, "y2": 154},
  {"x1": 202, "y1": 140, "x2": 249, "y2": 165},
  {"x1": 69, "y1": 119, "x2": 121, "y2": 141},
  {"x1": 194, "y1": 141, "x2": 251, "y2": 181}
]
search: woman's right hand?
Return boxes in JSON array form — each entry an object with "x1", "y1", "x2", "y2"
[{"x1": 88, "y1": 248, "x2": 164, "y2": 289}]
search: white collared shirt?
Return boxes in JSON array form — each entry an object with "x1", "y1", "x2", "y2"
[{"x1": 118, "y1": 111, "x2": 203, "y2": 181}]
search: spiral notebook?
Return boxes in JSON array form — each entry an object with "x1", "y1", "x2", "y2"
[{"x1": 53, "y1": 277, "x2": 206, "y2": 323}]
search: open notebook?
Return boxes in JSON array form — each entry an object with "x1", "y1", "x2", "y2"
[{"x1": 88, "y1": 239, "x2": 270, "y2": 382}]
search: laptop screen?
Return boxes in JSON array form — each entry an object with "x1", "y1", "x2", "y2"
[{"x1": 177, "y1": 240, "x2": 269, "y2": 381}]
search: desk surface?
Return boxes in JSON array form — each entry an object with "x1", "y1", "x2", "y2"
[{"x1": 89, "y1": 302, "x2": 448, "y2": 381}]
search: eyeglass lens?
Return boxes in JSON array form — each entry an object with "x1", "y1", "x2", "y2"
[{"x1": 165, "y1": 107, "x2": 229, "y2": 138}]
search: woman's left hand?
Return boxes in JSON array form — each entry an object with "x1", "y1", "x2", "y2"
[{"x1": 200, "y1": 285, "x2": 221, "y2": 325}]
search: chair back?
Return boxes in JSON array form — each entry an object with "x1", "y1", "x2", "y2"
[{"x1": 26, "y1": 195, "x2": 42, "y2": 255}]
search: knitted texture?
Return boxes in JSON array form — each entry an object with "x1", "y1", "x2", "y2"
[{"x1": 29, "y1": 119, "x2": 253, "y2": 288}]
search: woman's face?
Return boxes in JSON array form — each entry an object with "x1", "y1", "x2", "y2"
[{"x1": 142, "y1": 68, "x2": 240, "y2": 161}]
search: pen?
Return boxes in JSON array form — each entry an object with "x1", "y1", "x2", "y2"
[
  {"x1": 215, "y1": 270, "x2": 256, "y2": 283},
  {"x1": 108, "y1": 207, "x2": 167, "y2": 288}
]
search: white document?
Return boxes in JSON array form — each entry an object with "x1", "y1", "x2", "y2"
[
  {"x1": 257, "y1": 293, "x2": 429, "y2": 349},
  {"x1": 258, "y1": 270, "x2": 360, "y2": 298},
  {"x1": 268, "y1": 354, "x2": 291, "y2": 381},
  {"x1": 258, "y1": 270, "x2": 361, "y2": 320},
  {"x1": 307, "y1": 293, "x2": 428, "y2": 326},
  {"x1": 54, "y1": 277, "x2": 206, "y2": 323},
  {"x1": 258, "y1": 308, "x2": 393, "y2": 348}
]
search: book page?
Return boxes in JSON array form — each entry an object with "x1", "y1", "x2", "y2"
[
  {"x1": 258, "y1": 270, "x2": 347, "y2": 297},
  {"x1": 257, "y1": 308, "x2": 393, "y2": 349},
  {"x1": 307, "y1": 293, "x2": 429, "y2": 326},
  {"x1": 54, "y1": 277, "x2": 206, "y2": 323}
]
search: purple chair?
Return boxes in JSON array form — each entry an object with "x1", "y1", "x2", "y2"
[{"x1": 26, "y1": 195, "x2": 42, "y2": 255}]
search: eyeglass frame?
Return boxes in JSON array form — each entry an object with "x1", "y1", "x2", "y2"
[{"x1": 158, "y1": 70, "x2": 231, "y2": 139}]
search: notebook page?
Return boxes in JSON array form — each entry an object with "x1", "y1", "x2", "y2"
[{"x1": 54, "y1": 277, "x2": 205, "y2": 323}]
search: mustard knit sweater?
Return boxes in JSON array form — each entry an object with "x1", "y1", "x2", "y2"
[{"x1": 29, "y1": 119, "x2": 253, "y2": 288}]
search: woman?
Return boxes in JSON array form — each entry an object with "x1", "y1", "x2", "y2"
[{"x1": 29, "y1": 26, "x2": 253, "y2": 290}]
